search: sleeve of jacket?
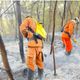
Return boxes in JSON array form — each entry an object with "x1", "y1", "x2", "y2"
[
  {"x1": 20, "y1": 18, "x2": 29, "y2": 38},
  {"x1": 69, "y1": 22, "x2": 74, "y2": 36},
  {"x1": 20, "y1": 18, "x2": 34, "y2": 38}
]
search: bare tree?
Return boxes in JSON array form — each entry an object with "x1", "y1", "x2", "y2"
[
  {"x1": 37, "y1": 1, "x2": 40, "y2": 21},
  {"x1": 0, "y1": 1, "x2": 3, "y2": 34},
  {"x1": 13, "y1": 3, "x2": 18, "y2": 39},
  {"x1": 0, "y1": 35, "x2": 14, "y2": 80},
  {"x1": 31, "y1": 1, "x2": 38, "y2": 16},
  {"x1": 61, "y1": 0, "x2": 66, "y2": 27},
  {"x1": 15, "y1": 1, "x2": 24, "y2": 63},
  {"x1": 47, "y1": 1, "x2": 52, "y2": 41},
  {"x1": 75, "y1": 5, "x2": 80, "y2": 35},
  {"x1": 66, "y1": 1, "x2": 72, "y2": 21},
  {"x1": 50, "y1": 1, "x2": 57, "y2": 76},
  {"x1": 43, "y1": 0, "x2": 45, "y2": 27},
  {"x1": 69, "y1": 2, "x2": 73, "y2": 19}
]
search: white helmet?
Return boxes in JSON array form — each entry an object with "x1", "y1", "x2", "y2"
[{"x1": 75, "y1": 17, "x2": 79, "y2": 24}]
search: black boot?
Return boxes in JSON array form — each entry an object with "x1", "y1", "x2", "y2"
[
  {"x1": 65, "y1": 51, "x2": 71, "y2": 56},
  {"x1": 62, "y1": 44, "x2": 65, "y2": 48},
  {"x1": 38, "y1": 68, "x2": 44, "y2": 80},
  {"x1": 27, "y1": 69, "x2": 34, "y2": 80}
]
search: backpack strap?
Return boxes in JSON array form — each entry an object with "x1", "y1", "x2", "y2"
[{"x1": 64, "y1": 31, "x2": 71, "y2": 38}]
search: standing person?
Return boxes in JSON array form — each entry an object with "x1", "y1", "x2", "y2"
[
  {"x1": 61, "y1": 17, "x2": 79, "y2": 55},
  {"x1": 20, "y1": 16, "x2": 46, "y2": 80}
]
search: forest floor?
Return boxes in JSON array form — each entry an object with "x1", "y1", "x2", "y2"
[{"x1": 0, "y1": 32, "x2": 80, "y2": 80}]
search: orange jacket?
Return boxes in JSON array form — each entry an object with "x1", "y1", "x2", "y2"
[
  {"x1": 62, "y1": 20, "x2": 75, "y2": 38},
  {"x1": 20, "y1": 17, "x2": 42, "y2": 47},
  {"x1": 20, "y1": 17, "x2": 36, "y2": 39}
]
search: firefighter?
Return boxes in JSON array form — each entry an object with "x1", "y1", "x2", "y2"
[
  {"x1": 61, "y1": 17, "x2": 79, "y2": 55},
  {"x1": 20, "y1": 16, "x2": 45, "y2": 80}
]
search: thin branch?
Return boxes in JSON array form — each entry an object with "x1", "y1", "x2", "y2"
[{"x1": 0, "y1": 2, "x2": 15, "y2": 17}]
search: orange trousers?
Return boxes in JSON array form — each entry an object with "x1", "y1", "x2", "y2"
[
  {"x1": 25, "y1": 40, "x2": 44, "y2": 71},
  {"x1": 62, "y1": 37, "x2": 73, "y2": 53}
]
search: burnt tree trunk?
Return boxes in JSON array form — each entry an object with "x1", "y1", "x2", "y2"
[{"x1": 0, "y1": 35, "x2": 14, "y2": 80}]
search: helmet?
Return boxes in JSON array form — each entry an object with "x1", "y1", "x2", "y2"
[{"x1": 74, "y1": 17, "x2": 79, "y2": 24}]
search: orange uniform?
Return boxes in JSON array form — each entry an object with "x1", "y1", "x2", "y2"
[
  {"x1": 61, "y1": 20, "x2": 75, "y2": 53},
  {"x1": 20, "y1": 17, "x2": 44, "y2": 71}
]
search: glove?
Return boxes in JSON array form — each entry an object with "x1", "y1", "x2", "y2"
[
  {"x1": 22, "y1": 30, "x2": 28, "y2": 38},
  {"x1": 73, "y1": 38, "x2": 77, "y2": 43}
]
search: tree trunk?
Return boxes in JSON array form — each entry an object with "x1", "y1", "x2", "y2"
[
  {"x1": 0, "y1": 2, "x2": 3, "y2": 34},
  {"x1": 61, "y1": 0, "x2": 66, "y2": 27},
  {"x1": 37, "y1": 1, "x2": 40, "y2": 21},
  {"x1": 75, "y1": 6, "x2": 80, "y2": 36},
  {"x1": 69, "y1": 3, "x2": 73, "y2": 19},
  {"x1": 13, "y1": 3, "x2": 18, "y2": 40},
  {"x1": 31, "y1": 1, "x2": 34, "y2": 16},
  {"x1": 43, "y1": 0, "x2": 45, "y2": 27},
  {"x1": 66, "y1": 1, "x2": 72, "y2": 21},
  {"x1": 47, "y1": 1, "x2": 52, "y2": 42},
  {"x1": 31, "y1": 1, "x2": 38, "y2": 16},
  {"x1": 50, "y1": 1, "x2": 57, "y2": 76},
  {"x1": 0, "y1": 35, "x2": 14, "y2": 80},
  {"x1": 15, "y1": 1, "x2": 25, "y2": 63}
]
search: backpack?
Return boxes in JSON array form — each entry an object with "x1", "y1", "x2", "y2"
[{"x1": 35, "y1": 22, "x2": 47, "y2": 39}]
